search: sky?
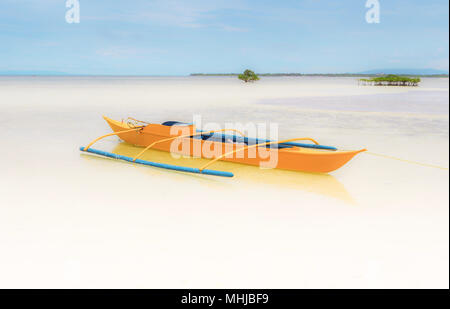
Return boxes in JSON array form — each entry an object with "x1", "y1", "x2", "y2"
[{"x1": 0, "y1": 0, "x2": 448, "y2": 75}]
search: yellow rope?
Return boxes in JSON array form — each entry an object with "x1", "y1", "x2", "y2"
[
  {"x1": 132, "y1": 128, "x2": 246, "y2": 162},
  {"x1": 199, "y1": 137, "x2": 319, "y2": 171},
  {"x1": 365, "y1": 151, "x2": 448, "y2": 170},
  {"x1": 83, "y1": 128, "x2": 143, "y2": 151},
  {"x1": 127, "y1": 117, "x2": 151, "y2": 124}
]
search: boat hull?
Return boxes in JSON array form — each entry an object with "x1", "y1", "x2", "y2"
[{"x1": 103, "y1": 116, "x2": 366, "y2": 173}]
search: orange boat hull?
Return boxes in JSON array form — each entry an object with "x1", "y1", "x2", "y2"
[{"x1": 103, "y1": 116, "x2": 366, "y2": 173}]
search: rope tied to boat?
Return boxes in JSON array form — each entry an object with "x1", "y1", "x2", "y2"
[{"x1": 365, "y1": 152, "x2": 448, "y2": 170}]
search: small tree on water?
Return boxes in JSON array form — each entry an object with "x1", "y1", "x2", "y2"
[{"x1": 238, "y1": 69, "x2": 260, "y2": 83}]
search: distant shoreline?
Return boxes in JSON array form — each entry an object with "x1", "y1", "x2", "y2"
[{"x1": 190, "y1": 73, "x2": 449, "y2": 78}]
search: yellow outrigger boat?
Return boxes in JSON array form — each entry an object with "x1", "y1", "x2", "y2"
[{"x1": 79, "y1": 116, "x2": 366, "y2": 177}]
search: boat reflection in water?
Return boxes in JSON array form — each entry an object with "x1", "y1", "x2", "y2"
[{"x1": 81, "y1": 142, "x2": 354, "y2": 204}]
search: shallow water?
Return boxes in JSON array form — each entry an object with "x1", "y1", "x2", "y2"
[{"x1": 0, "y1": 76, "x2": 448, "y2": 288}]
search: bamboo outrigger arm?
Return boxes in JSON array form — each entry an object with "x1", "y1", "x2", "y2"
[
  {"x1": 131, "y1": 128, "x2": 246, "y2": 162},
  {"x1": 199, "y1": 137, "x2": 320, "y2": 172},
  {"x1": 83, "y1": 127, "x2": 144, "y2": 151}
]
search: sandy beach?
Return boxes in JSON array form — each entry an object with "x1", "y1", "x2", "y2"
[{"x1": 0, "y1": 76, "x2": 448, "y2": 288}]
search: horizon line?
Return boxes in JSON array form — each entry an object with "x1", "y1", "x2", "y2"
[{"x1": 0, "y1": 73, "x2": 448, "y2": 77}]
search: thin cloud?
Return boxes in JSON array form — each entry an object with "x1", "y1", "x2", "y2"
[{"x1": 86, "y1": 0, "x2": 249, "y2": 31}]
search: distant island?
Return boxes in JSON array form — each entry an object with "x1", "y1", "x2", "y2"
[
  {"x1": 359, "y1": 68, "x2": 448, "y2": 75},
  {"x1": 191, "y1": 68, "x2": 449, "y2": 78}
]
